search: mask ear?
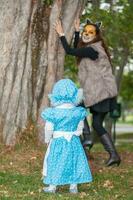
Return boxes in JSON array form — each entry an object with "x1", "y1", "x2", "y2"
[
  {"x1": 95, "y1": 21, "x2": 102, "y2": 28},
  {"x1": 86, "y1": 19, "x2": 92, "y2": 24}
]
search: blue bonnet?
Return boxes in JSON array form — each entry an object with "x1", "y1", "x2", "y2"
[{"x1": 48, "y1": 79, "x2": 84, "y2": 106}]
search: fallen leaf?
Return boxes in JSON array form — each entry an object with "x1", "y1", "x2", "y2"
[{"x1": 103, "y1": 180, "x2": 114, "y2": 189}]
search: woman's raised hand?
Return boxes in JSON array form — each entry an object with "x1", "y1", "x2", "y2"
[
  {"x1": 54, "y1": 20, "x2": 64, "y2": 36},
  {"x1": 74, "y1": 18, "x2": 80, "y2": 32}
]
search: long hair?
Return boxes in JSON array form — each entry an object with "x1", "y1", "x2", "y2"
[{"x1": 76, "y1": 31, "x2": 112, "y2": 66}]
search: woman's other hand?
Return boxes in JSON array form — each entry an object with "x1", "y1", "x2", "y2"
[
  {"x1": 74, "y1": 18, "x2": 80, "y2": 32},
  {"x1": 55, "y1": 20, "x2": 64, "y2": 36}
]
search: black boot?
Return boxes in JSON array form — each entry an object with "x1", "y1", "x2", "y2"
[
  {"x1": 82, "y1": 118, "x2": 93, "y2": 150},
  {"x1": 100, "y1": 133, "x2": 121, "y2": 167}
]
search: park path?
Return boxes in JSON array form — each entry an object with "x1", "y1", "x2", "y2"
[
  {"x1": 115, "y1": 123, "x2": 133, "y2": 134},
  {"x1": 112, "y1": 123, "x2": 133, "y2": 144}
]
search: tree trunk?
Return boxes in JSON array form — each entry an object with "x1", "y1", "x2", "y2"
[
  {"x1": 115, "y1": 49, "x2": 129, "y2": 92},
  {"x1": 0, "y1": 0, "x2": 87, "y2": 145}
]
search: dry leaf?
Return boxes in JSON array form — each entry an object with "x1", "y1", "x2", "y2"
[{"x1": 103, "y1": 180, "x2": 114, "y2": 189}]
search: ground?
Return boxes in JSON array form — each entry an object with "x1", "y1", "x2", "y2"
[{"x1": 0, "y1": 133, "x2": 133, "y2": 200}]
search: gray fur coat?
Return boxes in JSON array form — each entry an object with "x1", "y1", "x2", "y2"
[{"x1": 78, "y1": 41, "x2": 118, "y2": 107}]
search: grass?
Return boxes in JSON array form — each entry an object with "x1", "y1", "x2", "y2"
[
  {"x1": 0, "y1": 134, "x2": 133, "y2": 200},
  {"x1": 118, "y1": 115, "x2": 133, "y2": 124},
  {"x1": 116, "y1": 133, "x2": 133, "y2": 139}
]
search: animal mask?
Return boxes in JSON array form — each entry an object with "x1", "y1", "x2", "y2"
[{"x1": 82, "y1": 19, "x2": 102, "y2": 43}]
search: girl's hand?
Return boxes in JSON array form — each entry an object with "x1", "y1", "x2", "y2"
[
  {"x1": 55, "y1": 20, "x2": 64, "y2": 36},
  {"x1": 74, "y1": 18, "x2": 80, "y2": 32}
]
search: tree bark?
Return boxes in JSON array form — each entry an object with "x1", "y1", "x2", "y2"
[
  {"x1": 0, "y1": 0, "x2": 50, "y2": 145},
  {"x1": 0, "y1": 0, "x2": 87, "y2": 145}
]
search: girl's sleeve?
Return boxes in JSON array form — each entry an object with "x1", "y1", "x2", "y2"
[
  {"x1": 44, "y1": 121, "x2": 54, "y2": 144},
  {"x1": 41, "y1": 108, "x2": 54, "y2": 123},
  {"x1": 60, "y1": 36, "x2": 98, "y2": 60},
  {"x1": 80, "y1": 107, "x2": 88, "y2": 121},
  {"x1": 75, "y1": 108, "x2": 88, "y2": 136}
]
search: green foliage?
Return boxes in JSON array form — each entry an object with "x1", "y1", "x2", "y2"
[
  {"x1": 42, "y1": 0, "x2": 53, "y2": 5},
  {"x1": 120, "y1": 71, "x2": 133, "y2": 108},
  {"x1": 64, "y1": 55, "x2": 78, "y2": 83}
]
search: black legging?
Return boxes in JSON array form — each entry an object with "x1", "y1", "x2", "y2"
[{"x1": 92, "y1": 112, "x2": 108, "y2": 136}]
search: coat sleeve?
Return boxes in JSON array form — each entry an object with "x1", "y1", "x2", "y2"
[
  {"x1": 60, "y1": 36, "x2": 98, "y2": 60},
  {"x1": 73, "y1": 31, "x2": 80, "y2": 48}
]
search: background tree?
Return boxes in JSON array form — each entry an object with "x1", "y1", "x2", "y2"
[
  {"x1": 0, "y1": 0, "x2": 87, "y2": 145},
  {"x1": 119, "y1": 70, "x2": 133, "y2": 121},
  {"x1": 120, "y1": 71, "x2": 133, "y2": 109}
]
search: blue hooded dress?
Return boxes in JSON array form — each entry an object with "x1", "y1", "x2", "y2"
[{"x1": 41, "y1": 79, "x2": 93, "y2": 185}]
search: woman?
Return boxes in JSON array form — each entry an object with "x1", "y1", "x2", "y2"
[{"x1": 55, "y1": 19, "x2": 121, "y2": 167}]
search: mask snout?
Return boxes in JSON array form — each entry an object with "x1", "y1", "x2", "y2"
[{"x1": 82, "y1": 24, "x2": 97, "y2": 43}]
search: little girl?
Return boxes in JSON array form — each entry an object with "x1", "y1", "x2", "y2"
[{"x1": 41, "y1": 79, "x2": 92, "y2": 193}]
